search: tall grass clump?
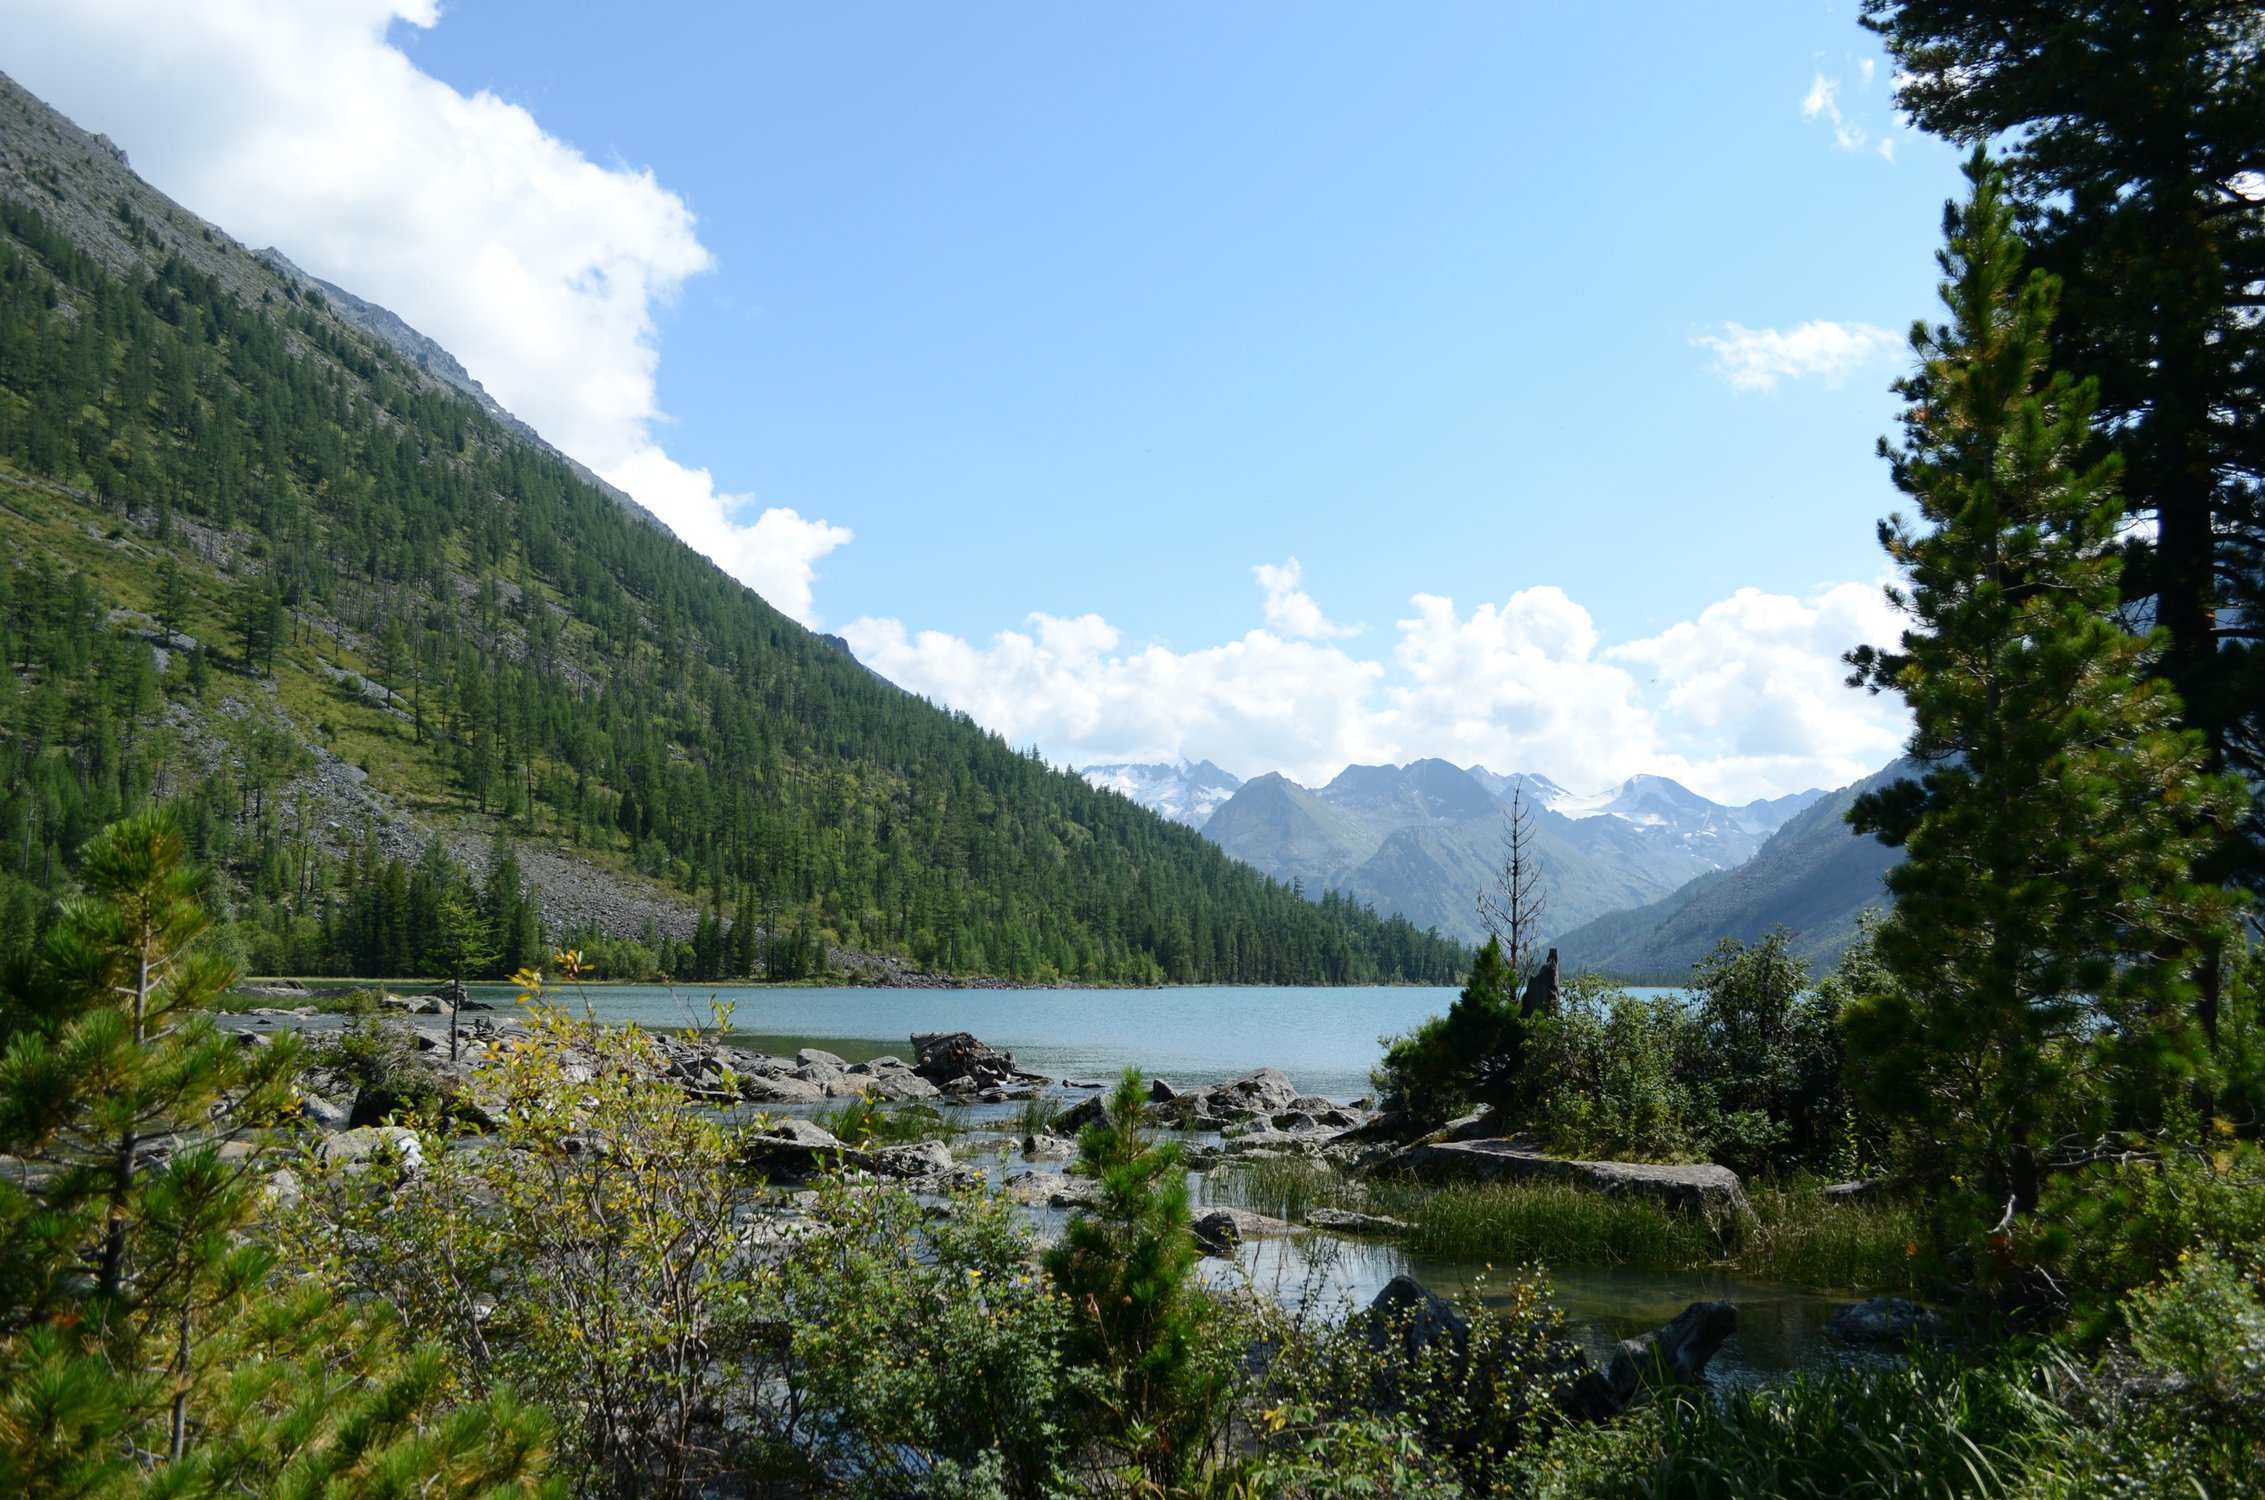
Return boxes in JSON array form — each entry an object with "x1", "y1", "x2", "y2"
[
  {"x1": 1371, "y1": 1178, "x2": 1713, "y2": 1267},
  {"x1": 1741, "y1": 1179, "x2": 1928, "y2": 1294}
]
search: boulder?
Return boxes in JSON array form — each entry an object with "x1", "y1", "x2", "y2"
[
  {"x1": 319, "y1": 1126, "x2": 424, "y2": 1173},
  {"x1": 1148, "y1": 1077, "x2": 1178, "y2": 1103},
  {"x1": 1821, "y1": 1179, "x2": 1890, "y2": 1203},
  {"x1": 296, "y1": 1093, "x2": 351, "y2": 1129},
  {"x1": 796, "y1": 1047, "x2": 848, "y2": 1069},
  {"x1": 1021, "y1": 1133, "x2": 1077, "y2": 1161},
  {"x1": 854, "y1": 1070, "x2": 942, "y2": 1103},
  {"x1": 1360, "y1": 1274, "x2": 1470, "y2": 1366},
  {"x1": 1824, "y1": 1297, "x2": 1941, "y2": 1345},
  {"x1": 745, "y1": 1118, "x2": 848, "y2": 1179},
  {"x1": 1001, "y1": 1172, "x2": 1100, "y2": 1209},
  {"x1": 1404, "y1": 1140, "x2": 1754, "y2": 1221},
  {"x1": 740, "y1": 1073, "x2": 826, "y2": 1105},
  {"x1": 1560, "y1": 1301, "x2": 1738, "y2": 1420},
  {"x1": 911, "y1": 1031, "x2": 1019, "y2": 1090}
]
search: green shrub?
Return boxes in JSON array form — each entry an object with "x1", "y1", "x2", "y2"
[{"x1": 2121, "y1": 1245, "x2": 2265, "y2": 1405}]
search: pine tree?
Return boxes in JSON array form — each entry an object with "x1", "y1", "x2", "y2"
[
  {"x1": 1844, "y1": 153, "x2": 2245, "y2": 1222},
  {"x1": 1045, "y1": 1069, "x2": 1222, "y2": 1487},
  {"x1": 1862, "y1": 1, "x2": 2265, "y2": 872},
  {"x1": 0, "y1": 810, "x2": 559, "y2": 1492}
]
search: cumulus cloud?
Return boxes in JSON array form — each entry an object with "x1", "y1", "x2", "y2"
[
  {"x1": 843, "y1": 568, "x2": 1911, "y2": 803},
  {"x1": 0, "y1": 0, "x2": 851, "y2": 623},
  {"x1": 1694, "y1": 319, "x2": 1900, "y2": 393},
  {"x1": 1254, "y1": 558, "x2": 1363, "y2": 640}
]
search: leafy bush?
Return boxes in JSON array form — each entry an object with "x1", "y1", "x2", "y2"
[
  {"x1": 2120, "y1": 1246, "x2": 2265, "y2": 1405},
  {"x1": 1376, "y1": 937, "x2": 1528, "y2": 1129}
]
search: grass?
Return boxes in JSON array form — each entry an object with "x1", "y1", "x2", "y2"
[
  {"x1": 1014, "y1": 1090, "x2": 1065, "y2": 1140},
  {"x1": 1211, "y1": 1157, "x2": 1927, "y2": 1293},
  {"x1": 813, "y1": 1095, "x2": 956, "y2": 1147}
]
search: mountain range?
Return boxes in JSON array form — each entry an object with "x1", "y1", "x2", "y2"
[
  {"x1": 1552, "y1": 758, "x2": 1915, "y2": 979},
  {"x1": 1085, "y1": 757, "x2": 1840, "y2": 949}
]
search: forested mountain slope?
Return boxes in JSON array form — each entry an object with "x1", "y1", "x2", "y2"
[{"x1": 0, "y1": 72, "x2": 1464, "y2": 987}]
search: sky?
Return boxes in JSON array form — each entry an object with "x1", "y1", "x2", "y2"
[{"x1": 0, "y1": 1, "x2": 1966, "y2": 802}]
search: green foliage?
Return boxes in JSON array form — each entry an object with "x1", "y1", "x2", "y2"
[
  {"x1": 2122, "y1": 1245, "x2": 2265, "y2": 1408},
  {"x1": 813, "y1": 1093, "x2": 952, "y2": 1146},
  {"x1": 1521, "y1": 977, "x2": 1711, "y2": 1164},
  {"x1": 1046, "y1": 1069, "x2": 1227, "y2": 1490},
  {"x1": 1375, "y1": 937, "x2": 1528, "y2": 1129},
  {"x1": 771, "y1": 1174, "x2": 1076, "y2": 1497},
  {"x1": 0, "y1": 810, "x2": 556, "y2": 1495},
  {"x1": 1844, "y1": 153, "x2": 2245, "y2": 1228},
  {"x1": 1223, "y1": 1269, "x2": 1571, "y2": 1498},
  {"x1": 283, "y1": 1000, "x2": 761, "y2": 1498},
  {"x1": 1861, "y1": 0, "x2": 2265, "y2": 851}
]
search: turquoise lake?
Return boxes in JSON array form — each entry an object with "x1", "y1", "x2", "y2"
[{"x1": 458, "y1": 981, "x2": 1682, "y2": 1101}]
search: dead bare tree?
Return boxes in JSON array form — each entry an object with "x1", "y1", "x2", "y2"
[{"x1": 1475, "y1": 783, "x2": 1547, "y2": 985}]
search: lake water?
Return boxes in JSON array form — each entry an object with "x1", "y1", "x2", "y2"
[{"x1": 464, "y1": 981, "x2": 1688, "y2": 1102}]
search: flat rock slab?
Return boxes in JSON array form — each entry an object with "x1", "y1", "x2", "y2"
[
  {"x1": 1405, "y1": 1140, "x2": 1753, "y2": 1219},
  {"x1": 1307, "y1": 1208, "x2": 1412, "y2": 1236},
  {"x1": 1193, "y1": 1206, "x2": 1304, "y2": 1256}
]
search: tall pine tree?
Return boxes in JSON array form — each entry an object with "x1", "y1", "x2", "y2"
[
  {"x1": 1862, "y1": 0, "x2": 2265, "y2": 874},
  {"x1": 1845, "y1": 153, "x2": 2245, "y2": 1221}
]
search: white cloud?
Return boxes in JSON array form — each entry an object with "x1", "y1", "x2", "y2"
[
  {"x1": 0, "y1": 0, "x2": 851, "y2": 623},
  {"x1": 1694, "y1": 319, "x2": 1900, "y2": 393},
  {"x1": 843, "y1": 568, "x2": 1911, "y2": 803},
  {"x1": 1254, "y1": 558, "x2": 1363, "y2": 640},
  {"x1": 1802, "y1": 69, "x2": 1896, "y2": 159}
]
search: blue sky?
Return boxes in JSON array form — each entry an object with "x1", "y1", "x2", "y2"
[{"x1": 2, "y1": 1, "x2": 1962, "y2": 798}]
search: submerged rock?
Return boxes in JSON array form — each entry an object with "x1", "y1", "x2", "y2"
[
  {"x1": 1559, "y1": 1300, "x2": 1739, "y2": 1420},
  {"x1": 1825, "y1": 1297, "x2": 1941, "y2": 1345},
  {"x1": 1306, "y1": 1207, "x2": 1411, "y2": 1236}
]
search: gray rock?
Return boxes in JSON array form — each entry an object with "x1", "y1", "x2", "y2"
[
  {"x1": 1825, "y1": 1297, "x2": 1941, "y2": 1345},
  {"x1": 1021, "y1": 1133, "x2": 1077, "y2": 1161},
  {"x1": 1560, "y1": 1301, "x2": 1738, "y2": 1420},
  {"x1": 1361, "y1": 1274, "x2": 1470, "y2": 1365},
  {"x1": 1001, "y1": 1172, "x2": 1099, "y2": 1209},
  {"x1": 319, "y1": 1126, "x2": 424, "y2": 1173},
  {"x1": 911, "y1": 1031, "x2": 1019, "y2": 1090},
  {"x1": 796, "y1": 1047, "x2": 848, "y2": 1069},
  {"x1": 1055, "y1": 1094, "x2": 1106, "y2": 1133},
  {"x1": 854, "y1": 1070, "x2": 942, "y2": 1102},
  {"x1": 1405, "y1": 1140, "x2": 1754, "y2": 1220},
  {"x1": 1306, "y1": 1208, "x2": 1411, "y2": 1236},
  {"x1": 744, "y1": 1118, "x2": 848, "y2": 1179},
  {"x1": 297, "y1": 1093, "x2": 350, "y2": 1129},
  {"x1": 1149, "y1": 1077, "x2": 1178, "y2": 1103},
  {"x1": 740, "y1": 1073, "x2": 826, "y2": 1105},
  {"x1": 1821, "y1": 1179, "x2": 1890, "y2": 1202}
]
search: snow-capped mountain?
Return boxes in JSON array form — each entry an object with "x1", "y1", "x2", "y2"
[
  {"x1": 1081, "y1": 760, "x2": 1245, "y2": 828},
  {"x1": 1197, "y1": 759, "x2": 1835, "y2": 945}
]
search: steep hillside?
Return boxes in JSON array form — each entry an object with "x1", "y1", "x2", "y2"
[
  {"x1": 0, "y1": 71, "x2": 1465, "y2": 987},
  {"x1": 1553, "y1": 760, "x2": 1916, "y2": 982}
]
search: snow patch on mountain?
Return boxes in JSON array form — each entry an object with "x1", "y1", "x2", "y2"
[{"x1": 1082, "y1": 760, "x2": 1245, "y2": 828}]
